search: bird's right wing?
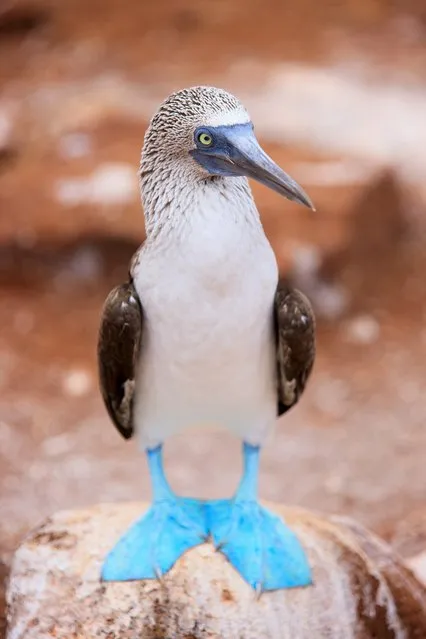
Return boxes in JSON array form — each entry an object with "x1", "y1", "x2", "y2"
[{"x1": 97, "y1": 280, "x2": 143, "y2": 440}]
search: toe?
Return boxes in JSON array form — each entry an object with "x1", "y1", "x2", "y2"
[
  {"x1": 207, "y1": 502, "x2": 312, "y2": 592},
  {"x1": 101, "y1": 500, "x2": 207, "y2": 582}
]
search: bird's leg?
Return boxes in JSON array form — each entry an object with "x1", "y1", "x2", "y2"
[
  {"x1": 101, "y1": 445, "x2": 208, "y2": 582},
  {"x1": 207, "y1": 442, "x2": 312, "y2": 593}
]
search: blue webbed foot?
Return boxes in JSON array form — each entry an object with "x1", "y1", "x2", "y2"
[
  {"x1": 207, "y1": 498, "x2": 312, "y2": 592},
  {"x1": 102, "y1": 496, "x2": 207, "y2": 581}
]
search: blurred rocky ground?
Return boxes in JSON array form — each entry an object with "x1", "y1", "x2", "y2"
[{"x1": 1, "y1": 0, "x2": 426, "y2": 635}]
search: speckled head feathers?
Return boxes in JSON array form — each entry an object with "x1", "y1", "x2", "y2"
[
  {"x1": 142, "y1": 86, "x2": 250, "y2": 163},
  {"x1": 151, "y1": 86, "x2": 248, "y2": 128}
]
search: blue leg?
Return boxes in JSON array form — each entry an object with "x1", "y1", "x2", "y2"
[
  {"x1": 207, "y1": 443, "x2": 312, "y2": 592},
  {"x1": 102, "y1": 445, "x2": 208, "y2": 581}
]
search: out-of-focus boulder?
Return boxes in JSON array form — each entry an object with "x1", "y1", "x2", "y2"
[{"x1": 6, "y1": 502, "x2": 426, "y2": 638}]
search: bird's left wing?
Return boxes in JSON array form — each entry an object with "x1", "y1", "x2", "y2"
[
  {"x1": 97, "y1": 279, "x2": 143, "y2": 440},
  {"x1": 274, "y1": 283, "x2": 316, "y2": 416}
]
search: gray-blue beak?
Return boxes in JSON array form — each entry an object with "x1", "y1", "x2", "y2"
[{"x1": 191, "y1": 123, "x2": 314, "y2": 210}]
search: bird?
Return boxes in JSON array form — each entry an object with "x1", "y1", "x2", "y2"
[{"x1": 98, "y1": 86, "x2": 316, "y2": 593}]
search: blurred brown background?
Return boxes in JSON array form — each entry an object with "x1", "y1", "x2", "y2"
[{"x1": 1, "y1": 0, "x2": 426, "y2": 630}]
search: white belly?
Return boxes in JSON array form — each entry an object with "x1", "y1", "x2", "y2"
[{"x1": 132, "y1": 202, "x2": 279, "y2": 449}]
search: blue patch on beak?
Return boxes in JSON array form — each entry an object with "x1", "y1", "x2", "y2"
[{"x1": 190, "y1": 123, "x2": 314, "y2": 209}]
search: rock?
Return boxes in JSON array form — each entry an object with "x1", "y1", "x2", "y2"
[
  {"x1": 318, "y1": 170, "x2": 409, "y2": 313},
  {"x1": 6, "y1": 502, "x2": 426, "y2": 638},
  {"x1": 407, "y1": 552, "x2": 426, "y2": 588},
  {"x1": 0, "y1": 560, "x2": 7, "y2": 639},
  {"x1": 390, "y1": 507, "x2": 426, "y2": 570},
  {"x1": 272, "y1": 169, "x2": 411, "y2": 320}
]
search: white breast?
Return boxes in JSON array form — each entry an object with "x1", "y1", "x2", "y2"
[{"x1": 133, "y1": 179, "x2": 279, "y2": 449}]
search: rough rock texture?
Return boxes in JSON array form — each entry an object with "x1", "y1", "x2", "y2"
[
  {"x1": 6, "y1": 502, "x2": 426, "y2": 639},
  {"x1": 389, "y1": 507, "x2": 426, "y2": 592}
]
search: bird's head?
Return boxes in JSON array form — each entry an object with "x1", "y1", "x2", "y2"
[{"x1": 141, "y1": 86, "x2": 313, "y2": 209}]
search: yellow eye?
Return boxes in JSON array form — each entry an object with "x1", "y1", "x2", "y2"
[{"x1": 198, "y1": 132, "x2": 213, "y2": 146}]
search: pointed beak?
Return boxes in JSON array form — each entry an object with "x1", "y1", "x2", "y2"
[
  {"x1": 192, "y1": 123, "x2": 314, "y2": 210},
  {"x1": 224, "y1": 126, "x2": 314, "y2": 210}
]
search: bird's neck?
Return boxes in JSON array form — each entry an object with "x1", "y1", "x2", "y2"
[{"x1": 139, "y1": 162, "x2": 262, "y2": 242}]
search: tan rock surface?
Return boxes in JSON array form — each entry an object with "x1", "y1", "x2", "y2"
[{"x1": 6, "y1": 502, "x2": 426, "y2": 638}]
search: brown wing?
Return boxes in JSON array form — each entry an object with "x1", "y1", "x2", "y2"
[
  {"x1": 97, "y1": 280, "x2": 143, "y2": 439},
  {"x1": 274, "y1": 282, "x2": 316, "y2": 416}
]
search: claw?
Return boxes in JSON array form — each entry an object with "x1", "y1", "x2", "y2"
[
  {"x1": 101, "y1": 497, "x2": 208, "y2": 582},
  {"x1": 207, "y1": 498, "x2": 312, "y2": 592}
]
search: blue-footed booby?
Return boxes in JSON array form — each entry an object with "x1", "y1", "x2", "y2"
[{"x1": 98, "y1": 86, "x2": 316, "y2": 593}]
